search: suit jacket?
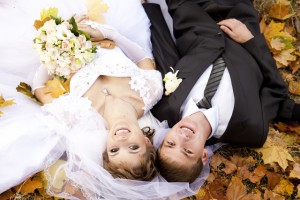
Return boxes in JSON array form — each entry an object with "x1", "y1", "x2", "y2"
[{"x1": 144, "y1": 0, "x2": 294, "y2": 148}]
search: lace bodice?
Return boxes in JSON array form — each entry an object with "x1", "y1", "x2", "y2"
[{"x1": 70, "y1": 46, "x2": 163, "y2": 113}]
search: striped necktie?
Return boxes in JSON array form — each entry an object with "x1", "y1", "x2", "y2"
[{"x1": 196, "y1": 57, "x2": 226, "y2": 109}]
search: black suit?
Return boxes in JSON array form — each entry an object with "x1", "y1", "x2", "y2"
[{"x1": 143, "y1": 0, "x2": 295, "y2": 147}]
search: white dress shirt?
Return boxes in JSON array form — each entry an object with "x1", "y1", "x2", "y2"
[{"x1": 180, "y1": 64, "x2": 235, "y2": 138}]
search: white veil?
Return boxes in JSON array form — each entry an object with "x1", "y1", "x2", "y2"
[{"x1": 0, "y1": 0, "x2": 223, "y2": 199}]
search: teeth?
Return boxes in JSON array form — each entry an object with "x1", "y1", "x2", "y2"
[
  {"x1": 182, "y1": 127, "x2": 194, "y2": 133},
  {"x1": 115, "y1": 129, "x2": 130, "y2": 134}
]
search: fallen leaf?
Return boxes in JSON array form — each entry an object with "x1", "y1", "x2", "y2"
[
  {"x1": 210, "y1": 153, "x2": 237, "y2": 174},
  {"x1": 272, "y1": 179, "x2": 294, "y2": 196},
  {"x1": 249, "y1": 164, "x2": 267, "y2": 184},
  {"x1": 258, "y1": 145, "x2": 294, "y2": 170},
  {"x1": 45, "y1": 78, "x2": 66, "y2": 98},
  {"x1": 274, "y1": 49, "x2": 297, "y2": 66},
  {"x1": 16, "y1": 82, "x2": 36, "y2": 100},
  {"x1": 208, "y1": 178, "x2": 228, "y2": 200},
  {"x1": 0, "y1": 190, "x2": 15, "y2": 199},
  {"x1": 289, "y1": 163, "x2": 300, "y2": 179},
  {"x1": 0, "y1": 98, "x2": 15, "y2": 107},
  {"x1": 290, "y1": 60, "x2": 300, "y2": 74},
  {"x1": 237, "y1": 165, "x2": 251, "y2": 180},
  {"x1": 264, "y1": 189, "x2": 285, "y2": 200},
  {"x1": 195, "y1": 188, "x2": 210, "y2": 200},
  {"x1": 297, "y1": 184, "x2": 300, "y2": 198},
  {"x1": 266, "y1": 171, "x2": 281, "y2": 190},
  {"x1": 288, "y1": 80, "x2": 300, "y2": 95},
  {"x1": 226, "y1": 176, "x2": 246, "y2": 200},
  {"x1": 15, "y1": 179, "x2": 43, "y2": 195},
  {"x1": 86, "y1": 0, "x2": 109, "y2": 24},
  {"x1": 270, "y1": 38, "x2": 286, "y2": 51},
  {"x1": 230, "y1": 155, "x2": 256, "y2": 168},
  {"x1": 268, "y1": 3, "x2": 295, "y2": 20}
]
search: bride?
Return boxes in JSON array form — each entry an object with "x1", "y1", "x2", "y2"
[{"x1": 0, "y1": 0, "x2": 217, "y2": 199}]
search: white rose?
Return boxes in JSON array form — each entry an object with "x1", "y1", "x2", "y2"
[{"x1": 163, "y1": 67, "x2": 182, "y2": 96}]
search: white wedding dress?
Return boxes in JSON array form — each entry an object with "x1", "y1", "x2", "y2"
[{"x1": 0, "y1": 0, "x2": 221, "y2": 199}]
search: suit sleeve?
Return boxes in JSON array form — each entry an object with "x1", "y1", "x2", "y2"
[{"x1": 143, "y1": 3, "x2": 180, "y2": 75}]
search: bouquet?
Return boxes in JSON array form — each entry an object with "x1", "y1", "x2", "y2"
[{"x1": 33, "y1": 8, "x2": 97, "y2": 79}]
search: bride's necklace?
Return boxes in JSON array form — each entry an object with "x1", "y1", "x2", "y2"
[{"x1": 101, "y1": 88, "x2": 139, "y2": 117}]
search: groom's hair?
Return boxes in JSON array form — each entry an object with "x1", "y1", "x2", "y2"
[
  {"x1": 156, "y1": 148, "x2": 203, "y2": 183},
  {"x1": 103, "y1": 144, "x2": 157, "y2": 181}
]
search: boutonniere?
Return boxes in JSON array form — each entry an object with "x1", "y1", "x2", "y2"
[{"x1": 163, "y1": 67, "x2": 182, "y2": 96}]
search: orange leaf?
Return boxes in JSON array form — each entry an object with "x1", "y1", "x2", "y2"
[
  {"x1": 210, "y1": 153, "x2": 237, "y2": 174},
  {"x1": 0, "y1": 190, "x2": 15, "y2": 199},
  {"x1": 230, "y1": 154, "x2": 256, "y2": 168},
  {"x1": 272, "y1": 179, "x2": 294, "y2": 196},
  {"x1": 268, "y1": 3, "x2": 294, "y2": 20},
  {"x1": 264, "y1": 189, "x2": 285, "y2": 200},
  {"x1": 249, "y1": 164, "x2": 266, "y2": 184},
  {"x1": 15, "y1": 179, "x2": 43, "y2": 195},
  {"x1": 288, "y1": 80, "x2": 300, "y2": 95},
  {"x1": 226, "y1": 176, "x2": 246, "y2": 200},
  {"x1": 33, "y1": 17, "x2": 51, "y2": 30},
  {"x1": 208, "y1": 178, "x2": 228, "y2": 200},
  {"x1": 45, "y1": 77, "x2": 66, "y2": 98}
]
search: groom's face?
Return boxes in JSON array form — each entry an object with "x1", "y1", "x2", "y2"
[{"x1": 159, "y1": 117, "x2": 207, "y2": 166}]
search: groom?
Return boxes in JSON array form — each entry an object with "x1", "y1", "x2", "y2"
[{"x1": 143, "y1": 0, "x2": 300, "y2": 183}]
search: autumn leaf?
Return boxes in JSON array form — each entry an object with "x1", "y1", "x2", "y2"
[
  {"x1": 0, "y1": 189, "x2": 15, "y2": 200},
  {"x1": 47, "y1": 160, "x2": 67, "y2": 191},
  {"x1": 208, "y1": 178, "x2": 228, "y2": 200},
  {"x1": 270, "y1": 37, "x2": 286, "y2": 51},
  {"x1": 272, "y1": 179, "x2": 294, "y2": 196},
  {"x1": 274, "y1": 49, "x2": 297, "y2": 66},
  {"x1": 229, "y1": 154, "x2": 256, "y2": 168},
  {"x1": 14, "y1": 178, "x2": 43, "y2": 195},
  {"x1": 289, "y1": 163, "x2": 300, "y2": 179},
  {"x1": 268, "y1": 3, "x2": 295, "y2": 20},
  {"x1": 288, "y1": 80, "x2": 300, "y2": 95},
  {"x1": 264, "y1": 189, "x2": 285, "y2": 200},
  {"x1": 45, "y1": 77, "x2": 67, "y2": 98},
  {"x1": 297, "y1": 184, "x2": 300, "y2": 199},
  {"x1": 0, "y1": 97, "x2": 15, "y2": 108},
  {"x1": 266, "y1": 171, "x2": 281, "y2": 189},
  {"x1": 86, "y1": 0, "x2": 109, "y2": 24},
  {"x1": 40, "y1": 7, "x2": 58, "y2": 21},
  {"x1": 248, "y1": 164, "x2": 266, "y2": 184},
  {"x1": 210, "y1": 153, "x2": 237, "y2": 174},
  {"x1": 16, "y1": 82, "x2": 37, "y2": 100},
  {"x1": 290, "y1": 60, "x2": 300, "y2": 74},
  {"x1": 258, "y1": 145, "x2": 294, "y2": 170}
]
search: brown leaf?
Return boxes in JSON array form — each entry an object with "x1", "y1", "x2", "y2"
[
  {"x1": 230, "y1": 155, "x2": 256, "y2": 168},
  {"x1": 268, "y1": 3, "x2": 294, "y2": 20},
  {"x1": 289, "y1": 163, "x2": 300, "y2": 179},
  {"x1": 272, "y1": 179, "x2": 294, "y2": 196},
  {"x1": 210, "y1": 153, "x2": 237, "y2": 174},
  {"x1": 206, "y1": 173, "x2": 215, "y2": 183},
  {"x1": 264, "y1": 189, "x2": 285, "y2": 200},
  {"x1": 249, "y1": 165, "x2": 266, "y2": 184},
  {"x1": 226, "y1": 176, "x2": 247, "y2": 200},
  {"x1": 0, "y1": 190, "x2": 15, "y2": 199},
  {"x1": 270, "y1": 38, "x2": 286, "y2": 51},
  {"x1": 266, "y1": 171, "x2": 281, "y2": 190},
  {"x1": 290, "y1": 60, "x2": 300, "y2": 74},
  {"x1": 208, "y1": 178, "x2": 228, "y2": 200},
  {"x1": 288, "y1": 80, "x2": 300, "y2": 95},
  {"x1": 297, "y1": 184, "x2": 300, "y2": 199},
  {"x1": 237, "y1": 165, "x2": 251, "y2": 180},
  {"x1": 15, "y1": 179, "x2": 43, "y2": 195}
]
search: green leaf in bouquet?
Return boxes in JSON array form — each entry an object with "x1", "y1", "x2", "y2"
[
  {"x1": 68, "y1": 17, "x2": 79, "y2": 37},
  {"x1": 40, "y1": 7, "x2": 58, "y2": 21},
  {"x1": 78, "y1": 30, "x2": 91, "y2": 40},
  {"x1": 51, "y1": 16, "x2": 63, "y2": 25}
]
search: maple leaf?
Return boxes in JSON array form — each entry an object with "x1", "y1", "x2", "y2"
[
  {"x1": 270, "y1": 38, "x2": 286, "y2": 51},
  {"x1": 86, "y1": 0, "x2": 109, "y2": 24},
  {"x1": 16, "y1": 82, "x2": 36, "y2": 100},
  {"x1": 45, "y1": 77, "x2": 67, "y2": 98},
  {"x1": 289, "y1": 163, "x2": 300, "y2": 179},
  {"x1": 210, "y1": 153, "x2": 237, "y2": 174},
  {"x1": 272, "y1": 179, "x2": 294, "y2": 196},
  {"x1": 268, "y1": 3, "x2": 295, "y2": 20},
  {"x1": 274, "y1": 48, "x2": 297, "y2": 66},
  {"x1": 226, "y1": 176, "x2": 261, "y2": 200},
  {"x1": 258, "y1": 145, "x2": 294, "y2": 170}
]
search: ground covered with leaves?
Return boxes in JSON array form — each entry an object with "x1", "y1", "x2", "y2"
[{"x1": 0, "y1": 0, "x2": 300, "y2": 199}]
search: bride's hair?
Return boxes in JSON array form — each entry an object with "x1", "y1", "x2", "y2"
[{"x1": 102, "y1": 127, "x2": 158, "y2": 181}]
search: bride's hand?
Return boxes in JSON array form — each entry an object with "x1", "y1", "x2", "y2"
[{"x1": 75, "y1": 14, "x2": 104, "y2": 42}]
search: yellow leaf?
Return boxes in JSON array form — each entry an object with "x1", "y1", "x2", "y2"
[
  {"x1": 86, "y1": 0, "x2": 109, "y2": 23},
  {"x1": 274, "y1": 49, "x2": 297, "y2": 66},
  {"x1": 40, "y1": 7, "x2": 58, "y2": 21},
  {"x1": 45, "y1": 78, "x2": 66, "y2": 98},
  {"x1": 15, "y1": 179, "x2": 43, "y2": 195},
  {"x1": 290, "y1": 163, "x2": 300, "y2": 179},
  {"x1": 264, "y1": 189, "x2": 285, "y2": 200},
  {"x1": 297, "y1": 184, "x2": 300, "y2": 198},
  {"x1": 16, "y1": 82, "x2": 36, "y2": 100},
  {"x1": 226, "y1": 176, "x2": 247, "y2": 200},
  {"x1": 0, "y1": 95, "x2": 15, "y2": 114},
  {"x1": 47, "y1": 160, "x2": 67, "y2": 191},
  {"x1": 288, "y1": 80, "x2": 300, "y2": 95},
  {"x1": 272, "y1": 179, "x2": 294, "y2": 196},
  {"x1": 258, "y1": 145, "x2": 294, "y2": 170},
  {"x1": 263, "y1": 21, "x2": 285, "y2": 41}
]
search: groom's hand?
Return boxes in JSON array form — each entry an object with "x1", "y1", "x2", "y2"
[{"x1": 218, "y1": 19, "x2": 254, "y2": 43}]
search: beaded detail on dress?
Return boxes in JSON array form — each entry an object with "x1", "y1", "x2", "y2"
[{"x1": 70, "y1": 46, "x2": 163, "y2": 113}]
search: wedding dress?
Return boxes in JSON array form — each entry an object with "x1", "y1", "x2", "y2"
[{"x1": 0, "y1": 0, "x2": 221, "y2": 199}]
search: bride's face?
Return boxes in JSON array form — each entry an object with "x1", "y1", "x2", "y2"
[{"x1": 106, "y1": 120, "x2": 151, "y2": 168}]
